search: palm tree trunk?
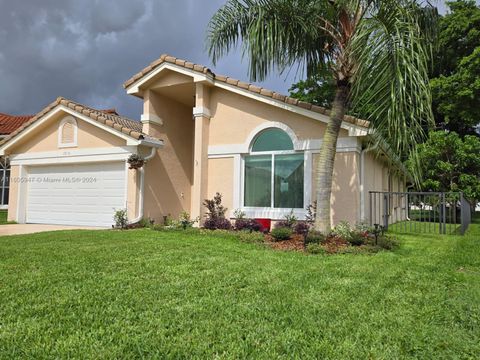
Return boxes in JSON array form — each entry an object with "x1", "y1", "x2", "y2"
[{"x1": 314, "y1": 82, "x2": 350, "y2": 233}]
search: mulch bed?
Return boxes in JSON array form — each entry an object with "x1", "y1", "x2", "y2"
[
  {"x1": 264, "y1": 233, "x2": 350, "y2": 253},
  {"x1": 264, "y1": 234, "x2": 305, "y2": 251}
]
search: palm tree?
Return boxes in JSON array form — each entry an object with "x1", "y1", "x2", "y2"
[{"x1": 207, "y1": 0, "x2": 436, "y2": 233}]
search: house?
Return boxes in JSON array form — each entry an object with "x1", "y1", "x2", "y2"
[
  {"x1": 0, "y1": 54, "x2": 408, "y2": 227},
  {"x1": 0, "y1": 113, "x2": 35, "y2": 209}
]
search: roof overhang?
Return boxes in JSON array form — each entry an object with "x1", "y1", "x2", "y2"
[
  {"x1": 125, "y1": 62, "x2": 369, "y2": 137},
  {"x1": 0, "y1": 105, "x2": 163, "y2": 156}
]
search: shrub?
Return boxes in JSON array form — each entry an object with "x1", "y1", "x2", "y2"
[
  {"x1": 203, "y1": 193, "x2": 230, "y2": 230},
  {"x1": 349, "y1": 231, "x2": 367, "y2": 246},
  {"x1": 235, "y1": 218, "x2": 262, "y2": 232},
  {"x1": 138, "y1": 217, "x2": 154, "y2": 228},
  {"x1": 113, "y1": 209, "x2": 128, "y2": 229},
  {"x1": 377, "y1": 235, "x2": 399, "y2": 250},
  {"x1": 306, "y1": 243, "x2": 326, "y2": 255},
  {"x1": 204, "y1": 217, "x2": 232, "y2": 230},
  {"x1": 236, "y1": 230, "x2": 265, "y2": 244},
  {"x1": 294, "y1": 221, "x2": 310, "y2": 236},
  {"x1": 271, "y1": 227, "x2": 292, "y2": 241},
  {"x1": 179, "y1": 211, "x2": 198, "y2": 230},
  {"x1": 333, "y1": 221, "x2": 354, "y2": 241},
  {"x1": 305, "y1": 231, "x2": 326, "y2": 245}
]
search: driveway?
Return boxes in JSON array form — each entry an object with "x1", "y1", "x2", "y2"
[{"x1": 0, "y1": 224, "x2": 104, "y2": 236}]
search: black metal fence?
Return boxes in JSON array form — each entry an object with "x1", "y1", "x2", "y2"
[{"x1": 369, "y1": 191, "x2": 472, "y2": 235}]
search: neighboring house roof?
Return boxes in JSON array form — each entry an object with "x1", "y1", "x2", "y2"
[
  {"x1": 0, "y1": 113, "x2": 35, "y2": 135},
  {"x1": 0, "y1": 97, "x2": 159, "y2": 147},
  {"x1": 123, "y1": 54, "x2": 370, "y2": 129}
]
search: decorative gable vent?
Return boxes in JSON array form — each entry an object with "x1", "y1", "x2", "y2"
[{"x1": 58, "y1": 116, "x2": 77, "y2": 148}]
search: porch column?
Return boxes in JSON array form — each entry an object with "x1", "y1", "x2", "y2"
[{"x1": 191, "y1": 83, "x2": 211, "y2": 222}]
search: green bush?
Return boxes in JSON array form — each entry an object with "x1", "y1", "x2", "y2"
[
  {"x1": 333, "y1": 221, "x2": 353, "y2": 241},
  {"x1": 349, "y1": 231, "x2": 366, "y2": 246},
  {"x1": 377, "y1": 235, "x2": 400, "y2": 250},
  {"x1": 113, "y1": 209, "x2": 128, "y2": 229},
  {"x1": 271, "y1": 227, "x2": 292, "y2": 241},
  {"x1": 306, "y1": 243, "x2": 326, "y2": 255},
  {"x1": 305, "y1": 231, "x2": 326, "y2": 245}
]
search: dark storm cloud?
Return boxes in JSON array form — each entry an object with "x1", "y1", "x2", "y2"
[
  {"x1": 2, "y1": 1, "x2": 472, "y2": 119},
  {"x1": 0, "y1": 0, "x2": 295, "y2": 119}
]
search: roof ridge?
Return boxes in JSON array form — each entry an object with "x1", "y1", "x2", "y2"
[{"x1": 123, "y1": 54, "x2": 370, "y2": 129}]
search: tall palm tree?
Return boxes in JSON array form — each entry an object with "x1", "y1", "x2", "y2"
[{"x1": 207, "y1": 0, "x2": 436, "y2": 233}]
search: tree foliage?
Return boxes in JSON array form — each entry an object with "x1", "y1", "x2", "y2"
[
  {"x1": 408, "y1": 131, "x2": 480, "y2": 205},
  {"x1": 430, "y1": 0, "x2": 480, "y2": 135}
]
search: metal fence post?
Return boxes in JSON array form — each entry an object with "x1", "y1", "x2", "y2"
[
  {"x1": 383, "y1": 193, "x2": 389, "y2": 230},
  {"x1": 441, "y1": 193, "x2": 447, "y2": 235}
]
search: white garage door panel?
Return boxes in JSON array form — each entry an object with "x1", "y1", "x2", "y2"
[{"x1": 26, "y1": 162, "x2": 125, "y2": 227}]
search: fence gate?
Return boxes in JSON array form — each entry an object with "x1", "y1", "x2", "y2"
[{"x1": 368, "y1": 191, "x2": 472, "y2": 235}]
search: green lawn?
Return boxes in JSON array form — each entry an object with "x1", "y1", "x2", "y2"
[
  {"x1": 0, "y1": 210, "x2": 7, "y2": 224},
  {"x1": 0, "y1": 218, "x2": 479, "y2": 359}
]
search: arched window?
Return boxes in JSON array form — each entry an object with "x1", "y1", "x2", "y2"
[
  {"x1": 58, "y1": 116, "x2": 77, "y2": 148},
  {"x1": 244, "y1": 128, "x2": 304, "y2": 209}
]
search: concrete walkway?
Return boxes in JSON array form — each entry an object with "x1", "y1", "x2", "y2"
[{"x1": 0, "y1": 224, "x2": 103, "y2": 236}]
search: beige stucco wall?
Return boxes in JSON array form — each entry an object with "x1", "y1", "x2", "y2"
[
  {"x1": 142, "y1": 91, "x2": 194, "y2": 223},
  {"x1": 7, "y1": 165, "x2": 19, "y2": 222},
  {"x1": 208, "y1": 88, "x2": 349, "y2": 145},
  {"x1": 312, "y1": 152, "x2": 360, "y2": 226},
  {"x1": 207, "y1": 157, "x2": 234, "y2": 212},
  {"x1": 9, "y1": 112, "x2": 125, "y2": 154}
]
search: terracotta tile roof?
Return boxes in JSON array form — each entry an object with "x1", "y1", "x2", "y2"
[
  {"x1": 0, "y1": 113, "x2": 35, "y2": 135},
  {"x1": 124, "y1": 54, "x2": 370, "y2": 129},
  {"x1": 0, "y1": 97, "x2": 159, "y2": 146}
]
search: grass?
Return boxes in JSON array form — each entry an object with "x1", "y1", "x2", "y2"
[
  {"x1": 0, "y1": 217, "x2": 479, "y2": 359},
  {"x1": 0, "y1": 210, "x2": 7, "y2": 224}
]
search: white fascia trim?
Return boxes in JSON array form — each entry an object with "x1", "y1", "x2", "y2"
[
  {"x1": 214, "y1": 81, "x2": 369, "y2": 136},
  {"x1": 209, "y1": 136, "x2": 361, "y2": 156},
  {"x1": 126, "y1": 63, "x2": 213, "y2": 95},
  {"x1": 0, "y1": 106, "x2": 146, "y2": 155},
  {"x1": 10, "y1": 146, "x2": 138, "y2": 166}
]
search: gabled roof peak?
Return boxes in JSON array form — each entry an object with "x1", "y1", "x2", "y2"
[{"x1": 124, "y1": 54, "x2": 370, "y2": 129}]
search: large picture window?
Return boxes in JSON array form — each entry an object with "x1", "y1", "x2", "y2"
[{"x1": 244, "y1": 128, "x2": 304, "y2": 209}]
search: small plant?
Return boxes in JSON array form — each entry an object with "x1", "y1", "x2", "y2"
[
  {"x1": 179, "y1": 211, "x2": 198, "y2": 230},
  {"x1": 233, "y1": 209, "x2": 246, "y2": 220},
  {"x1": 235, "y1": 218, "x2": 262, "y2": 232},
  {"x1": 138, "y1": 217, "x2": 154, "y2": 228},
  {"x1": 306, "y1": 243, "x2": 326, "y2": 255},
  {"x1": 348, "y1": 231, "x2": 367, "y2": 246},
  {"x1": 274, "y1": 210, "x2": 298, "y2": 229},
  {"x1": 377, "y1": 235, "x2": 399, "y2": 250},
  {"x1": 127, "y1": 154, "x2": 145, "y2": 169},
  {"x1": 271, "y1": 227, "x2": 293, "y2": 241},
  {"x1": 203, "y1": 193, "x2": 231, "y2": 230},
  {"x1": 294, "y1": 221, "x2": 310, "y2": 237},
  {"x1": 305, "y1": 201, "x2": 317, "y2": 225},
  {"x1": 113, "y1": 209, "x2": 128, "y2": 229},
  {"x1": 333, "y1": 221, "x2": 354, "y2": 242},
  {"x1": 305, "y1": 231, "x2": 326, "y2": 245}
]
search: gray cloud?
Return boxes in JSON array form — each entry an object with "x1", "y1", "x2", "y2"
[{"x1": 1, "y1": 0, "x2": 477, "y2": 119}]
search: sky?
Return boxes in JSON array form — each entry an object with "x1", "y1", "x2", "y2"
[{"x1": 0, "y1": 0, "x2": 477, "y2": 119}]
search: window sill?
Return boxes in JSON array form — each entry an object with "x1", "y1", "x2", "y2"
[{"x1": 236, "y1": 207, "x2": 306, "y2": 220}]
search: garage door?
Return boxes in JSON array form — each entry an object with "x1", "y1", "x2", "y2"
[{"x1": 26, "y1": 162, "x2": 126, "y2": 227}]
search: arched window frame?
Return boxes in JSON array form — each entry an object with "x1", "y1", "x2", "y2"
[
  {"x1": 58, "y1": 116, "x2": 78, "y2": 148},
  {"x1": 242, "y1": 125, "x2": 306, "y2": 211}
]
